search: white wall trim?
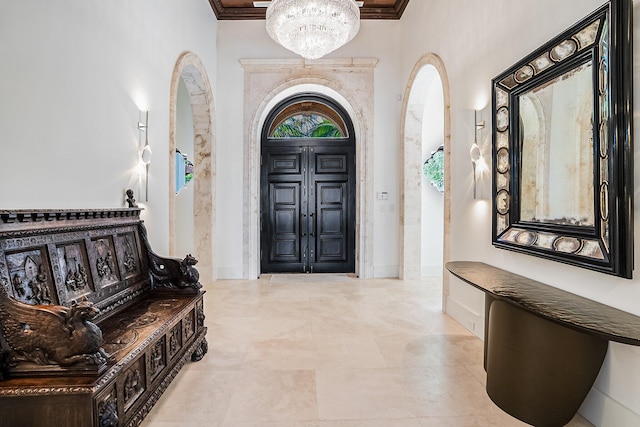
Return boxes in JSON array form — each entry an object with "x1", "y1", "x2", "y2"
[
  {"x1": 445, "y1": 296, "x2": 483, "y2": 339},
  {"x1": 580, "y1": 386, "x2": 640, "y2": 427}
]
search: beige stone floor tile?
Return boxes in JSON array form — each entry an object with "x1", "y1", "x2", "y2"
[
  {"x1": 416, "y1": 415, "x2": 529, "y2": 426},
  {"x1": 261, "y1": 285, "x2": 312, "y2": 301},
  {"x1": 416, "y1": 413, "x2": 593, "y2": 426},
  {"x1": 224, "y1": 369, "x2": 318, "y2": 422},
  {"x1": 465, "y1": 363, "x2": 488, "y2": 386},
  {"x1": 142, "y1": 276, "x2": 596, "y2": 427},
  {"x1": 351, "y1": 421, "x2": 424, "y2": 427},
  {"x1": 241, "y1": 335, "x2": 387, "y2": 370},
  {"x1": 209, "y1": 315, "x2": 313, "y2": 343},
  {"x1": 312, "y1": 335, "x2": 388, "y2": 369},
  {"x1": 218, "y1": 421, "x2": 422, "y2": 427},
  {"x1": 311, "y1": 312, "x2": 375, "y2": 337},
  {"x1": 218, "y1": 421, "x2": 357, "y2": 427},
  {"x1": 196, "y1": 336, "x2": 251, "y2": 369},
  {"x1": 244, "y1": 338, "x2": 319, "y2": 370},
  {"x1": 316, "y1": 368, "x2": 419, "y2": 420},
  {"x1": 375, "y1": 335, "x2": 484, "y2": 368},
  {"x1": 141, "y1": 367, "x2": 235, "y2": 425},
  {"x1": 403, "y1": 366, "x2": 503, "y2": 418}
]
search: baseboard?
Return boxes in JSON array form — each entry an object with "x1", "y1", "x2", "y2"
[
  {"x1": 580, "y1": 386, "x2": 640, "y2": 427},
  {"x1": 217, "y1": 266, "x2": 244, "y2": 279},
  {"x1": 445, "y1": 296, "x2": 483, "y2": 339},
  {"x1": 373, "y1": 264, "x2": 399, "y2": 278}
]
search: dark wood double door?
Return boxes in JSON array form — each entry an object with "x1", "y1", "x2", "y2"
[{"x1": 261, "y1": 141, "x2": 355, "y2": 273}]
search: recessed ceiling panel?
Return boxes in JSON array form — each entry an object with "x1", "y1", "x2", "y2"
[{"x1": 208, "y1": 0, "x2": 410, "y2": 20}]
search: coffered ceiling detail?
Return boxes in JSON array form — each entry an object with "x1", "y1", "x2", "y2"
[{"x1": 208, "y1": 0, "x2": 411, "y2": 20}]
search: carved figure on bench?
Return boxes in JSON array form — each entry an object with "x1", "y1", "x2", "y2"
[
  {"x1": 147, "y1": 252, "x2": 202, "y2": 290},
  {"x1": 139, "y1": 224, "x2": 202, "y2": 290},
  {"x1": 125, "y1": 188, "x2": 138, "y2": 208},
  {"x1": 0, "y1": 285, "x2": 107, "y2": 369}
]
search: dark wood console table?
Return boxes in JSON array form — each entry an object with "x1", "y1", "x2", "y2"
[{"x1": 446, "y1": 261, "x2": 640, "y2": 427}]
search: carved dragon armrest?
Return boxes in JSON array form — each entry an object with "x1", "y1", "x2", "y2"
[{"x1": 138, "y1": 223, "x2": 202, "y2": 291}]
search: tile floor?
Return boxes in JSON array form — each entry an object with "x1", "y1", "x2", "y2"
[{"x1": 141, "y1": 275, "x2": 593, "y2": 427}]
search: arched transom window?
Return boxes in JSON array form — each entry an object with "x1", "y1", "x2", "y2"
[{"x1": 268, "y1": 100, "x2": 349, "y2": 138}]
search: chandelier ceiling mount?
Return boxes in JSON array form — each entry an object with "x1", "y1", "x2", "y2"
[{"x1": 261, "y1": 0, "x2": 362, "y2": 60}]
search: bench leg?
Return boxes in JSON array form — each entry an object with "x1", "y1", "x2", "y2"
[{"x1": 191, "y1": 338, "x2": 208, "y2": 362}]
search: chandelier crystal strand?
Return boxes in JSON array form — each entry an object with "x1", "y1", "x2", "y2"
[{"x1": 266, "y1": 0, "x2": 360, "y2": 60}]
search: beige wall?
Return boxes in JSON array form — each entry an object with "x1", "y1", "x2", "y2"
[
  {"x1": 398, "y1": 0, "x2": 640, "y2": 424},
  {"x1": 0, "y1": 0, "x2": 218, "y2": 255}
]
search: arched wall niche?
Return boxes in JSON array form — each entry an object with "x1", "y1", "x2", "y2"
[
  {"x1": 169, "y1": 51, "x2": 216, "y2": 282},
  {"x1": 240, "y1": 58, "x2": 378, "y2": 279},
  {"x1": 399, "y1": 53, "x2": 451, "y2": 304}
]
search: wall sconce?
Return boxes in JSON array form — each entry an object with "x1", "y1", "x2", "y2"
[
  {"x1": 138, "y1": 111, "x2": 152, "y2": 201},
  {"x1": 470, "y1": 110, "x2": 485, "y2": 199}
]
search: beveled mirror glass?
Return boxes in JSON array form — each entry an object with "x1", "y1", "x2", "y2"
[
  {"x1": 491, "y1": 0, "x2": 633, "y2": 278},
  {"x1": 519, "y1": 61, "x2": 595, "y2": 227}
]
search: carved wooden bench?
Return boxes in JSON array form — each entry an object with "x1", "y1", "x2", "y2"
[{"x1": 0, "y1": 200, "x2": 208, "y2": 427}]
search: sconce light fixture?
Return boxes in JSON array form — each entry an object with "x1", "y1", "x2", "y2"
[
  {"x1": 138, "y1": 111, "x2": 152, "y2": 201},
  {"x1": 470, "y1": 110, "x2": 485, "y2": 199}
]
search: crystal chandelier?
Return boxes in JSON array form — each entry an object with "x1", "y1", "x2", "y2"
[{"x1": 266, "y1": 0, "x2": 361, "y2": 60}]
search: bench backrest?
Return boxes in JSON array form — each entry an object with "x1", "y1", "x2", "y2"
[{"x1": 0, "y1": 208, "x2": 149, "y2": 322}]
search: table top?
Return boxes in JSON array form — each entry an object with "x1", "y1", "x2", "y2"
[{"x1": 446, "y1": 261, "x2": 640, "y2": 346}]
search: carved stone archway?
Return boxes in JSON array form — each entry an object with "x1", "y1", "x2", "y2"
[
  {"x1": 241, "y1": 59, "x2": 377, "y2": 279},
  {"x1": 169, "y1": 52, "x2": 216, "y2": 281},
  {"x1": 399, "y1": 53, "x2": 451, "y2": 299}
]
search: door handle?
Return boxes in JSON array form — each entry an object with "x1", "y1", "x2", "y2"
[
  {"x1": 310, "y1": 213, "x2": 315, "y2": 237},
  {"x1": 301, "y1": 214, "x2": 307, "y2": 237}
]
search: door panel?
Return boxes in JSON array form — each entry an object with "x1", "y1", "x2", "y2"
[
  {"x1": 308, "y1": 145, "x2": 354, "y2": 273},
  {"x1": 261, "y1": 148, "x2": 307, "y2": 273},
  {"x1": 315, "y1": 182, "x2": 347, "y2": 261},
  {"x1": 316, "y1": 154, "x2": 348, "y2": 173},
  {"x1": 261, "y1": 143, "x2": 354, "y2": 274},
  {"x1": 270, "y1": 184, "x2": 301, "y2": 262}
]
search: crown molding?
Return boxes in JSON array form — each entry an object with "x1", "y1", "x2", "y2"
[{"x1": 208, "y1": 0, "x2": 410, "y2": 20}]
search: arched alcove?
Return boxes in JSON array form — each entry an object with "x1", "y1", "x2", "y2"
[
  {"x1": 169, "y1": 52, "x2": 216, "y2": 282},
  {"x1": 399, "y1": 54, "x2": 451, "y2": 301}
]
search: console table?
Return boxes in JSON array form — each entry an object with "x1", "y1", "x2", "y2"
[{"x1": 446, "y1": 261, "x2": 640, "y2": 427}]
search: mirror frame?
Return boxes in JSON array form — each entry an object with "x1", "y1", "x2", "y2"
[{"x1": 491, "y1": 0, "x2": 633, "y2": 278}]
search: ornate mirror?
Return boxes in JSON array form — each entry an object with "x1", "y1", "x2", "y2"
[{"x1": 491, "y1": 0, "x2": 633, "y2": 277}]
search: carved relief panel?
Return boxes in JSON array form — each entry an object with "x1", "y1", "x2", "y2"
[
  {"x1": 55, "y1": 241, "x2": 94, "y2": 303},
  {"x1": 0, "y1": 223, "x2": 149, "y2": 314},
  {"x1": 196, "y1": 300, "x2": 205, "y2": 327},
  {"x1": 122, "y1": 357, "x2": 146, "y2": 412},
  {"x1": 115, "y1": 232, "x2": 141, "y2": 280},
  {"x1": 2, "y1": 247, "x2": 54, "y2": 305},
  {"x1": 95, "y1": 386, "x2": 119, "y2": 427},
  {"x1": 149, "y1": 336, "x2": 166, "y2": 380},
  {"x1": 168, "y1": 323, "x2": 182, "y2": 360},
  {"x1": 183, "y1": 309, "x2": 195, "y2": 341},
  {"x1": 90, "y1": 237, "x2": 120, "y2": 288}
]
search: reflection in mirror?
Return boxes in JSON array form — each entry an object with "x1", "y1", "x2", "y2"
[
  {"x1": 519, "y1": 62, "x2": 595, "y2": 226},
  {"x1": 491, "y1": 0, "x2": 634, "y2": 278}
]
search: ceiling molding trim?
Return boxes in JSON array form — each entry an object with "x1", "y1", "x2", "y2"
[
  {"x1": 208, "y1": 0, "x2": 410, "y2": 20},
  {"x1": 240, "y1": 58, "x2": 379, "y2": 71}
]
